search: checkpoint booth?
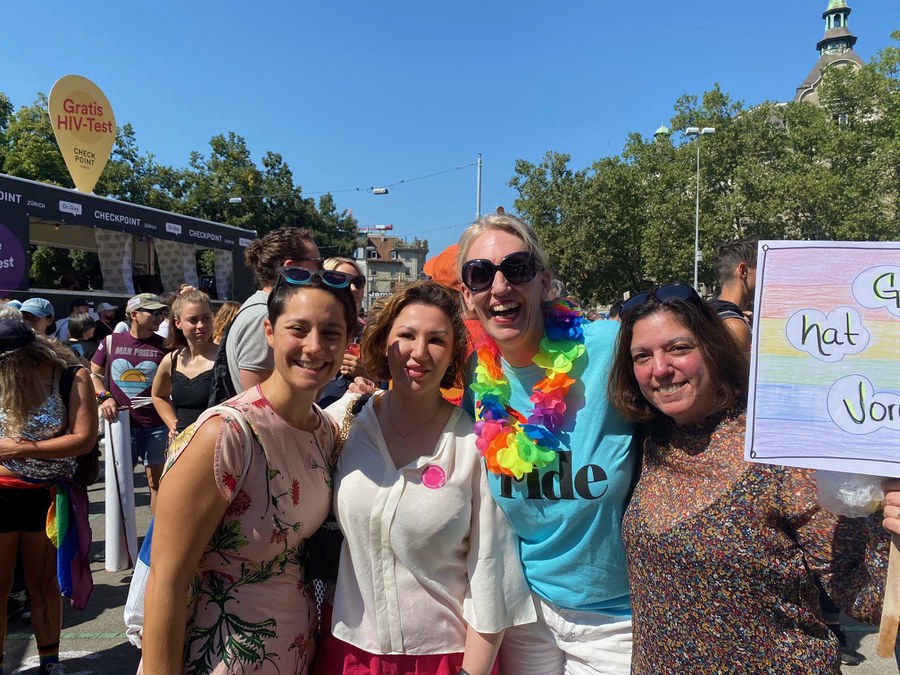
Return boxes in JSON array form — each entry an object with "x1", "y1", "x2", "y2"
[{"x1": 0, "y1": 172, "x2": 257, "y2": 310}]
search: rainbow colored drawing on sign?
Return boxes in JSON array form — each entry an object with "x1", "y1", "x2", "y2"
[{"x1": 746, "y1": 241, "x2": 900, "y2": 478}]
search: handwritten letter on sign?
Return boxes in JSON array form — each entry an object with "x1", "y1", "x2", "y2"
[{"x1": 746, "y1": 241, "x2": 900, "y2": 477}]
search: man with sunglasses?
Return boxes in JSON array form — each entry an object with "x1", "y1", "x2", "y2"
[
  {"x1": 91, "y1": 293, "x2": 170, "y2": 514},
  {"x1": 225, "y1": 227, "x2": 322, "y2": 393}
]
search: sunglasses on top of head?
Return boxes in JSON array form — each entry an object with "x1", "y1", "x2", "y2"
[
  {"x1": 620, "y1": 282, "x2": 703, "y2": 318},
  {"x1": 277, "y1": 266, "x2": 354, "y2": 289},
  {"x1": 461, "y1": 251, "x2": 541, "y2": 293}
]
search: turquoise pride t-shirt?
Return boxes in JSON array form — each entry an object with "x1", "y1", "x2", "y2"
[{"x1": 464, "y1": 319, "x2": 635, "y2": 613}]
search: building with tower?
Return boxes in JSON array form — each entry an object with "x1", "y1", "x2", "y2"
[{"x1": 795, "y1": 0, "x2": 864, "y2": 104}]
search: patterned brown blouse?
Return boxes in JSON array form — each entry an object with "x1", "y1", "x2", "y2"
[{"x1": 622, "y1": 406, "x2": 888, "y2": 674}]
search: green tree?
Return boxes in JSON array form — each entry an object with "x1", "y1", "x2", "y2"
[{"x1": 2, "y1": 94, "x2": 70, "y2": 186}]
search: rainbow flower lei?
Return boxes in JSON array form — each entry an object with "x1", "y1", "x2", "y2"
[{"x1": 471, "y1": 298, "x2": 586, "y2": 478}]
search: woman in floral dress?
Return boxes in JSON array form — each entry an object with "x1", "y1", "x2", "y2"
[{"x1": 141, "y1": 268, "x2": 360, "y2": 675}]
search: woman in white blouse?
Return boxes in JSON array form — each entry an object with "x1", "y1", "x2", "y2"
[{"x1": 314, "y1": 281, "x2": 535, "y2": 675}]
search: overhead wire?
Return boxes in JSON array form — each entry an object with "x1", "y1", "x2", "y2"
[{"x1": 304, "y1": 160, "x2": 477, "y2": 195}]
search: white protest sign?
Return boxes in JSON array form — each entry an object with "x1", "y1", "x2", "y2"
[{"x1": 746, "y1": 240, "x2": 900, "y2": 477}]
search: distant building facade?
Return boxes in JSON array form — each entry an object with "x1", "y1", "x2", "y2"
[{"x1": 355, "y1": 235, "x2": 428, "y2": 312}]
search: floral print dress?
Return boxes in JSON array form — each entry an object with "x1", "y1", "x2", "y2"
[{"x1": 165, "y1": 386, "x2": 335, "y2": 675}]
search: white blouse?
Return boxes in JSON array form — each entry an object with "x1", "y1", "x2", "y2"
[{"x1": 325, "y1": 392, "x2": 536, "y2": 655}]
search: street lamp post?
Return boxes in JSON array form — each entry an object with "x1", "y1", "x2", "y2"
[{"x1": 684, "y1": 126, "x2": 715, "y2": 290}]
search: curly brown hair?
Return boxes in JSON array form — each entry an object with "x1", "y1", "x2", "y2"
[
  {"x1": 244, "y1": 227, "x2": 319, "y2": 289},
  {"x1": 361, "y1": 281, "x2": 467, "y2": 389}
]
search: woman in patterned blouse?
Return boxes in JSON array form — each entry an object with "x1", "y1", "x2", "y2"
[{"x1": 607, "y1": 283, "x2": 888, "y2": 674}]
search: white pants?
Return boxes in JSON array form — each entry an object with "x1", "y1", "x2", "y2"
[{"x1": 499, "y1": 594, "x2": 632, "y2": 675}]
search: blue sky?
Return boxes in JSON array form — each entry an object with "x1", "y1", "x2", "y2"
[{"x1": 3, "y1": 1, "x2": 899, "y2": 257}]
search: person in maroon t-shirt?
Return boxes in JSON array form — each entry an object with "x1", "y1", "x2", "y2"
[{"x1": 91, "y1": 293, "x2": 168, "y2": 514}]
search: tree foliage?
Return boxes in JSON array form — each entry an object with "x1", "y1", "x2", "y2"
[{"x1": 511, "y1": 34, "x2": 900, "y2": 304}]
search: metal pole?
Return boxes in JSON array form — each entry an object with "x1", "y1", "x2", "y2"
[
  {"x1": 693, "y1": 139, "x2": 701, "y2": 290},
  {"x1": 476, "y1": 153, "x2": 482, "y2": 219}
]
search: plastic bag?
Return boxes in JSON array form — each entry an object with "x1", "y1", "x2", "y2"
[{"x1": 816, "y1": 470, "x2": 884, "y2": 518}]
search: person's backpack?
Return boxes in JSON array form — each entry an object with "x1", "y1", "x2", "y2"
[
  {"x1": 59, "y1": 365, "x2": 102, "y2": 486},
  {"x1": 207, "y1": 300, "x2": 266, "y2": 407}
]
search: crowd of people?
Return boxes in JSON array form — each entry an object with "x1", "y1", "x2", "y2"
[{"x1": 0, "y1": 215, "x2": 898, "y2": 675}]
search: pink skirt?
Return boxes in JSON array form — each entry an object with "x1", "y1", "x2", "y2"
[{"x1": 312, "y1": 633, "x2": 500, "y2": 675}]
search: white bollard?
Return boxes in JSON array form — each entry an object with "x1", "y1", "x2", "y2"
[{"x1": 104, "y1": 411, "x2": 138, "y2": 571}]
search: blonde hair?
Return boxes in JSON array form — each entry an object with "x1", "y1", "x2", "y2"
[
  {"x1": 324, "y1": 257, "x2": 363, "y2": 276},
  {"x1": 0, "y1": 335, "x2": 79, "y2": 436},
  {"x1": 165, "y1": 289, "x2": 213, "y2": 350},
  {"x1": 456, "y1": 213, "x2": 549, "y2": 282},
  {"x1": 213, "y1": 301, "x2": 241, "y2": 344}
]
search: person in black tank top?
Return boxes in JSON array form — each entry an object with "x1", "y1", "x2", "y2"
[{"x1": 151, "y1": 289, "x2": 218, "y2": 438}]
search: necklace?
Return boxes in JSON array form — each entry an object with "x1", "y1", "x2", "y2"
[
  {"x1": 470, "y1": 298, "x2": 586, "y2": 479},
  {"x1": 385, "y1": 393, "x2": 444, "y2": 442}
]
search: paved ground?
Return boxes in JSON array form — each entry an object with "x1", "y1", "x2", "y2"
[{"x1": 4, "y1": 442, "x2": 899, "y2": 674}]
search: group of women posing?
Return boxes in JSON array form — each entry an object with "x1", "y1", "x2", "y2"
[{"x1": 140, "y1": 214, "x2": 895, "y2": 675}]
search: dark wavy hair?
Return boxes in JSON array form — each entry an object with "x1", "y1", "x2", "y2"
[
  {"x1": 266, "y1": 274, "x2": 359, "y2": 343},
  {"x1": 244, "y1": 227, "x2": 319, "y2": 289},
  {"x1": 361, "y1": 281, "x2": 467, "y2": 389},
  {"x1": 607, "y1": 292, "x2": 749, "y2": 427},
  {"x1": 714, "y1": 237, "x2": 758, "y2": 286}
]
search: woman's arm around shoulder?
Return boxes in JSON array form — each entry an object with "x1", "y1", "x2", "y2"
[{"x1": 141, "y1": 417, "x2": 230, "y2": 675}]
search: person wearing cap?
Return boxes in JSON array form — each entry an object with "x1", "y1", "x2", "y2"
[
  {"x1": 53, "y1": 298, "x2": 91, "y2": 343},
  {"x1": 20, "y1": 298, "x2": 55, "y2": 337},
  {"x1": 91, "y1": 302, "x2": 118, "y2": 342},
  {"x1": 0, "y1": 319, "x2": 98, "y2": 675},
  {"x1": 91, "y1": 294, "x2": 169, "y2": 514}
]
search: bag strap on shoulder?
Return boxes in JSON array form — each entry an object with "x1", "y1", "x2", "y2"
[{"x1": 333, "y1": 393, "x2": 371, "y2": 465}]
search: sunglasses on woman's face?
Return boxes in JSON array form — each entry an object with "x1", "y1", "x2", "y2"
[
  {"x1": 461, "y1": 251, "x2": 541, "y2": 293},
  {"x1": 349, "y1": 275, "x2": 365, "y2": 289},
  {"x1": 620, "y1": 283, "x2": 702, "y2": 318},
  {"x1": 277, "y1": 266, "x2": 354, "y2": 289}
]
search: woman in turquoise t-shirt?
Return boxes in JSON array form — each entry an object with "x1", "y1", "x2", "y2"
[{"x1": 458, "y1": 213, "x2": 636, "y2": 674}]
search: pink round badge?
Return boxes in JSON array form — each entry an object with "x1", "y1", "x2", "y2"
[{"x1": 421, "y1": 464, "x2": 446, "y2": 489}]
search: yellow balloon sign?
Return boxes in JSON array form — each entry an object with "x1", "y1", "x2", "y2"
[{"x1": 48, "y1": 75, "x2": 116, "y2": 193}]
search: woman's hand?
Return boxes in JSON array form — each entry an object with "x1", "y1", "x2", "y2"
[
  {"x1": 340, "y1": 351, "x2": 364, "y2": 379},
  {"x1": 0, "y1": 437, "x2": 32, "y2": 459},
  {"x1": 349, "y1": 377, "x2": 379, "y2": 395},
  {"x1": 882, "y1": 478, "x2": 900, "y2": 535}
]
